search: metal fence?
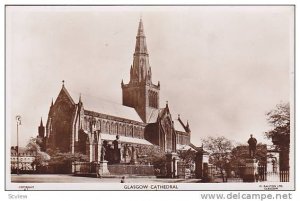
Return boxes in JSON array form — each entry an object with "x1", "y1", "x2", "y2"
[
  {"x1": 11, "y1": 162, "x2": 35, "y2": 174},
  {"x1": 205, "y1": 165, "x2": 290, "y2": 183},
  {"x1": 108, "y1": 164, "x2": 154, "y2": 176},
  {"x1": 230, "y1": 166, "x2": 289, "y2": 182},
  {"x1": 72, "y1": 162, "x2": 155, "y2": 176}
]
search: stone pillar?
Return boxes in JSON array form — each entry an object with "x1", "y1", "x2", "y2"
[
  {"x1": 195, "y1": 150, "x2": 203, "y2": 179},
  {"x1": 266, "y1": 152, "x2": 280, "y2": 182},
  {"x1": 96, "y1": 161, "x2": 110, "y2": 178},
  {"x1": 166, "y1": 152, "x2": 179, "y2": 178},
  {"x1": 87, "y1": 144, "x2": 93, "y2": 162},
  {"x1": 130, "y1": 146, "x2": 138, "y2": 164},
  {"x1": 243, "y1": 158, "x2": 257, "y2": 182},
  {"x1": 96, "y1": 143, "x2": 101, "y2": 162}
]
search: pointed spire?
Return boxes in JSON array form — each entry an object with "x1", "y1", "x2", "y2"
[
  {"x1": 134, "y1": 18, "x2": 148, "y2": 55},
  {"x1": 186, "y1": 120, "x2": 191, "y2": 133},
  {"x1": 51, "y1": 98, "x2": 54, "y2": 107},
  {"x1": 137, "y1": 17, "x2": 145, "y2": 37},
  {"x1": 178, "y1": 114, "x2": 180, "y2": 120},
  {"x1": 79, "y1": 93, "x2": 82, "y2": 103},
  {"x1": 40, "y1": 117, "x2": 43, "y2": 127},
  {"x1": 166, "y1": 101, "x2": 168, "y2": 108},
  {"x1": 62, "y1": 80, "x2": 65, "y2": 88}
]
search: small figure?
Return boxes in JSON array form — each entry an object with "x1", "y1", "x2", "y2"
[
  {"x1": 100, "y1": 144, "x2": 106, "y2": 161},
  {"x1": 113, "y1": 135, "x2": 122, "y2": 163},
  {"x1": 247, "y1": 134, "x2": 257, "y2": 158},
  {"x1": 120, "y1": 176, "x2": 125, "y2": 183}
]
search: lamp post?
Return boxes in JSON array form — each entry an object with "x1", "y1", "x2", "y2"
[{"x1": 16, "y1": 115, "x2": 21, "y2": 175}]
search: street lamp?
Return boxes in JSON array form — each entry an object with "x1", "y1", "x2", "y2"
[{"x1": 16, "y1": 115, "x2": 21, "y2": 175}]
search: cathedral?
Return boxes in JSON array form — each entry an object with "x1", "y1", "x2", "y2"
[{"x1": 38, "y1": 19, "x2": 193, "y2": 164}]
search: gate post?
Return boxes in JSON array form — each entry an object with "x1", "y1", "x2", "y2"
[
  {"x1": 166, "y1": 152, "x2": 179, "y2": 178},
  {"x1": 195, "y1": 150, "x2": 203, "y2": 179}
]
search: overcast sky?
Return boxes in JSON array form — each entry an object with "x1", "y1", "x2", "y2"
[{"x1": 6, "y1": 6, "x2": 293, "y2": 147}]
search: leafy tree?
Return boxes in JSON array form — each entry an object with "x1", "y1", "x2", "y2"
[
  {"x1": 231, "y1": 143, "x2": 267, "y2": 166},
  {"x1": 265, "y1": 102, "x2": 290, "y2": 170},
  {"x1": 26, "y1": 137, "x2": 50, "y2": 170},
  {"x1": 137, "y1": 145, "x2": 166, "y2": 167},
  {"x1": 201, "y1": 136, "x2": 235, "y2": 177},
  {"x1": 46, "y1": 148, "x2": 88, "y2": 173},
  {"x1": 177, "y1": 149, "x2": 196, "y2": 169}
]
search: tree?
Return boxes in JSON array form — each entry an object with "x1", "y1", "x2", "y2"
[
  {"x1": 231, "y1": 143, "x2": 267, "y2": 166},
  {"x1": 177, "y1": 149, "x2": 196, "y2": 170},
  {"x1": 26, "y1": 137, "x2": 50, "y2": 171},
  {"x1": 201, "y1": 136, "x2": 235, "y2": 176},
  {"x1": 265, "y1": 102, "x2": 290, "y2": 170},
  {"x1": 46, "y1": 148, "x2": 88, "y2": 173},
  {"x1": 137, "y1": 145, "x2": 166, "y2": 167}
]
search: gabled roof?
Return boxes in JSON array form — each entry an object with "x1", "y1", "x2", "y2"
[
  {"x1": 54, "y1": 85, "x2": 75, "y2": 105},
  {"x1": 146, "y1": 104, "x2": 189, "y2": 133},
  {"x1": 174, "y1": 119, "x2": 186, "y2": 132},
  {"x1": 67, "y1": 90, "x2": 142, "y2": 122},
  {"x1": 147, "y1": 108, "x2": 160, "y2": 123},
  {"x1": 84, "y1": 98, "x2": 142, "y2": 122}
]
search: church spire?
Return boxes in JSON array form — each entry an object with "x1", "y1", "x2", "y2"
[
  {"x1": 134, "y1": 18, "x2": 148, "y2": 55},
  {"x1": 40, "y1": 117, "x2": 43, "y2": 127},
  {"x1": 38, "y1": 117, "x2": 45, "y2": 138},
  {"x1": 137, "y1": 18, "x2": 145, "y2": 37},
  {"x1": 122, "y1": 18, "x2": 160, "y2": 123},
  {"x1": 131, "y1": 18, "x2": 151, "y2": 84}
]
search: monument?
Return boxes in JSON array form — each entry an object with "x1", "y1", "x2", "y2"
[
  {"x1": 113, "y1": 135, "x2": 122, "y2": 163},
  {"x1": 243, "y1": 134, "x2": 258, "y2": 182},
  {"x1": 248, "y1": 134, "x2": 257, "y2": 158},
  {"x1": 96, "y1": 143, "x2": 110, "y2": 177}
]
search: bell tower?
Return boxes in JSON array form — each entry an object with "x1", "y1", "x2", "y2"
[{"x1": 122, "y1": 18, "x2": 160, "y2": 123}]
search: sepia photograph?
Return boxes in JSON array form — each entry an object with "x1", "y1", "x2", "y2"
[{"x1": 5, "y1": 5, "x2": 294, "y2": 190}]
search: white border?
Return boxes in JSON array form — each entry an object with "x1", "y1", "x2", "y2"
[{"x1": 1, "y1": 0, "x2": 298, "y2": 200}]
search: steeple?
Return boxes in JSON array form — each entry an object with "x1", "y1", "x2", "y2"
[
  {"x1": 137, "y1": 18, "x2": 145, "y2": 37},
  {"x1": 131, "y1": 18, "x2": 151, "y2": 83},
  {"x1": 122, "y1": 18, "x2": 160, "y2": 123},
  {"x1": 135, "y1": 18, "x2": 148, "y2": 54},
  {"x1": 40, "y1": 117, "x2": 43, "y2": 127},
  {"x1": 38, "y1": 117, "x2": 45, "y2": 138}
]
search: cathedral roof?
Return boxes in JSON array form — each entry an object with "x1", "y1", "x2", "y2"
[
  {"x1": 147, "y1": 108, "x2": 160, "y2": 123},
  {"x1": 79, "y1": 94, "x2": 143, "y2": 122},
  {"x1": 173, "y1": 119, "x2": 187, "y2": 132},
  {"x1": 146, "y1": 105, "x2": 189, "y2": 132}
]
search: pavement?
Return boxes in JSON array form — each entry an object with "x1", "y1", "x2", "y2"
[{"x1": 11, "y1": 174, "x2": 202, "y2": 183}]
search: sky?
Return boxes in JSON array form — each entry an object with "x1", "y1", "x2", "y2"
[{"x1": 6, "y1": 6, "x2": 293, "y2": 147}]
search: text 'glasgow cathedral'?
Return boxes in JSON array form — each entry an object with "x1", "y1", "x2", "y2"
[{"x1": 38, "y1": 19, "x2": 196, "y2": 164}]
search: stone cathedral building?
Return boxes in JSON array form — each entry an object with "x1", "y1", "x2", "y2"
[{"x1": 38, "y1": 19, "x2": 193, "y2": 164}]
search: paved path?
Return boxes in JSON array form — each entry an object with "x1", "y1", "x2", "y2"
[{"x1": 11, "y1": 174, "x2": 201, "y2": 183}]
